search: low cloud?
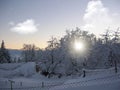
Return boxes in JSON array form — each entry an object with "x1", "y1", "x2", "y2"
[
  {"x1": 10, "y1": 19, "x2": 38, "y2": 34},
  {"x1": 82, "y1": 0, "x2": 119, "y2": 35}
]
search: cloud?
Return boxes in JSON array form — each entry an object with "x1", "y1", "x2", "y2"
[
  {"x1": 10, "y1": 19, "x2": 38, "y2": 34},
  {"x1": 9, "y1": 22, "x2": 15, "y2": 26},
  {"x1": 82, "y1": 0, "x2": 119, "y2": 35}
]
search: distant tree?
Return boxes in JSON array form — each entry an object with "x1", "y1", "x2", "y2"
[
  {"x1": 112, "y1": 28, "x2": 120, "y2": 43},
  {"x1": 108, "y1": 50, "x2": 118, "y2": 73},
  {"x1": 0, "y1": 40, "x2": 11, "y2": 63},
  {"x1": 101, "y1": 29, "x2": 111, "y2": 44},
  {"x1": 46, "y1": 36, "x2": 59, "y2": 64},
  {"x1": 108, "y1": 50, "x2": 114, "y2": 67},
  {"x1": 106, "y1": 28, "x2": 120, "y2": 72},
  {"x1": 13, "y1": 57, "x2": 17, "y2": 63},
  {"x1": 21, "y1": 44, "x2": 38, "y2": 62},
  {"x1": 17, "y1": 57, "x2": 22, "y2": 63}
]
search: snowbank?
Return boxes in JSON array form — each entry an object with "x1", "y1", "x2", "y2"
[
  {"x1": 0, "y1": 63, "x2": 24, "y2": 70},
  {"x1": 0, "y1": 62, "x2": 36, "y2": 78},
  {"x1": 13, "y1": 62, "x2": 36, "y2": 77}
]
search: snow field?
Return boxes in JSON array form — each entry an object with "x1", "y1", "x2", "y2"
[{"x1": 0, "y1": 62, "x2": 120, "y2": 90}]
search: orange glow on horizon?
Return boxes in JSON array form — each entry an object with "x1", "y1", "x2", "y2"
[{"x1": 3, "y1": 42, "x2": 47, "y2": 49}]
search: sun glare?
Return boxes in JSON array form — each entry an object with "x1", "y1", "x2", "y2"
[{"x1": 74, "y1": 41, "x2": 84, "y2": 51}]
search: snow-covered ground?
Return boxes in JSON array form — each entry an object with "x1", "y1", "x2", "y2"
[
  {"x1": 0, "y1": 62, "x2": 35, "y2": 78},
  {"x1": 0, "y1": 62, "x2": 120, "y2": 90}
]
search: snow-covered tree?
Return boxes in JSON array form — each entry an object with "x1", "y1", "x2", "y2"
[
  {"x1": 40, "y1": 37, "x2": 63, "y2": 78},
  {"x1": 0, "y1": 40, "x2": 11, "y2": 63},
  {"x1": 21, "y1": 44, "x2": 38, "y2": 62},
  {"x1": 38, "y1": 27, "x2": 120, "y2": 77}
]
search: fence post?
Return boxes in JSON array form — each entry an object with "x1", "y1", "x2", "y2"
[
  {"x1": 20, "y1": 82, "x2": 22, "y2": 86},
  {"x1": 114, "y1": 60, "x2": 117, "y2": 73},
  {"x1": 42, "y1": 82, "x2": 44, "y2": 88},
  {"x1": 8, "y1": 80, "x2": 15, "y2": 90},
  {"x1": 83, "y1": 70, "x2": 86, "y2": 78},
  {"x1": 5, "y1": 80, "x2": 7, "y2": 84}
]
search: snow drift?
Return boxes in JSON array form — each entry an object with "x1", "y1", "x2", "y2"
[{"x1": 0, "y1": 62, "x2": 36, "y2": 78}]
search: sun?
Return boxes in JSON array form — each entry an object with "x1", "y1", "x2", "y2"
[{"x1": 74, "y1": 41, "x2": 84, "y2": 51}]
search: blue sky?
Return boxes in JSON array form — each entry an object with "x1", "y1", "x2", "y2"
[{"x1": 0, "y1": 0, "x2": 120, "y2": 49}]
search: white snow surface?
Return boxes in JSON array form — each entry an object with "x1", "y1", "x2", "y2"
[
  {"x1": 0, "y1": 62, "x2": 36, "y2": 78},
  {"x1": 0, "y1": 62, "x2": 120, "y2": 90}
]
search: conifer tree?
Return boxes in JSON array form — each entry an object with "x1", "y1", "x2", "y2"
[{"x1": 0, "y1": 40, "x2": 11, "y2": 63}]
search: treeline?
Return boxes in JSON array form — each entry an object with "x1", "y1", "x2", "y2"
[{"x1": 0, "y1": 27, "x2": 120, "y2": 77}]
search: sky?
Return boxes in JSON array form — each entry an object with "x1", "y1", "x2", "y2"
[{"x1": 0, "y1": 0, "x2": 120, "y2": 49}]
